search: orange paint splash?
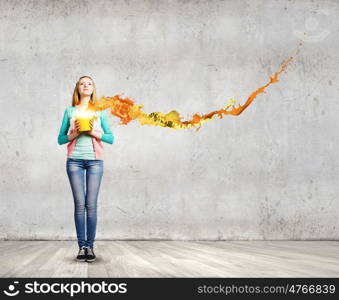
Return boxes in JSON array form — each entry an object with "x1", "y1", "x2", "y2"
[{"x1": 89, "y1": 45, "x2": 301, "y2": 130}]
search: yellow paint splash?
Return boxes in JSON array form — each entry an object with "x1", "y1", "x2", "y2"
[{"x1": 88, "y1": 46, "x2": 300, "y2": 130}]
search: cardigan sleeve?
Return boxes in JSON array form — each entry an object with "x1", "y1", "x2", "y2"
[
  {"x1": 57, "y1": 108, "x2": 70, "y2": 145},
  {"x1": 100, "y1": 110, "x2": 114, "y2": 144}
]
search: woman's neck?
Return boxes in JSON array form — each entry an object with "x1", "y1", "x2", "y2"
[{"x1": 77, "y1": 96, "x2": 91, "y2": 110}]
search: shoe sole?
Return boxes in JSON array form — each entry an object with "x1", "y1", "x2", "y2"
[
  {"x1": 86, "y1": 258, "x2": 96, "y2": 262},
  {"x1": 76, "y1": 258, "x2": 86, "y2": 262}
]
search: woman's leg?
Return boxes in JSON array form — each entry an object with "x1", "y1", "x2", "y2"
[
  {"x1": 66, "y1": 158, "x2": 86, "y2": 248},
  {"x1": 85, "y1": 159, "x2": 104, "y2": 249}
]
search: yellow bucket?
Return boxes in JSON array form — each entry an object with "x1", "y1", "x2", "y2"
[{"x1": 77, "y1": 117, "x2": 93, "y2": 131}]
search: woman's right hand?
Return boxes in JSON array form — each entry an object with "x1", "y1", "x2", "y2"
[
  {"x1": 68, "y1": 120, "x2": 81, "y2": 141},
  {"x1": 74, "y1": 119, "x2": 81, "y2": 133}
]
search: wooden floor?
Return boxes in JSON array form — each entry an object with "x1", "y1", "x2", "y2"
[{"x1": 0, "y1": 241, "x2": 338, "y2": 277}]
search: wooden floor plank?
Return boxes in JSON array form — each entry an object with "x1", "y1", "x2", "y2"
[{"x1": 0, "y1": 241, "x2": 337, "y2": 277}]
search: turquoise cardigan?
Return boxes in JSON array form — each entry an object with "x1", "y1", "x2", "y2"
[{"x1": 58, "y1": 106, "x2": 114, "y2": 145}]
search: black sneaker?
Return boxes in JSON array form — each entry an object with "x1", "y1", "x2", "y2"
[
  {"x1": 76, "y1": 246, "x2": 87, "y2": 262},
  {"x1": 85, "y1": 247, "x2": 96, "y2": 262}
]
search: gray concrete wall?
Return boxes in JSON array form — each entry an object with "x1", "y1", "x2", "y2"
[{"x1": 0, "y1": 0, "x2": 338, "y2": 240}]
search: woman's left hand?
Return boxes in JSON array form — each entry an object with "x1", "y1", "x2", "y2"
[
  {"x1": 89, "y1": 119, "x2": 94, "y2": 132},
  {"x1": 87, "y1": 119, "x2": 102, "y2": 140}
]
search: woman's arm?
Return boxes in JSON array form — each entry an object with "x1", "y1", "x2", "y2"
[
  {"x1": 88, "y1": 110, "x2": 114, "y2": 144},
  {"x1": 58, "y1": 109, "x2": 70, "y2": 145},
  {"x1": 99, "y1": 110, "x2": 114, "y2": 144},
  {"x1": 58, "y1": 108, "x2": 80, "y2": 144}
]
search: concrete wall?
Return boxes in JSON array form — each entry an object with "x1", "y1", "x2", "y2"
[{"x1": 0, "y1": 0, "x2": 338, "y2": 240}]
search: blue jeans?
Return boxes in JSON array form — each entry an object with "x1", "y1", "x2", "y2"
[{"x1": 66, "y1": 158, "x2": 104, "y2": 249}]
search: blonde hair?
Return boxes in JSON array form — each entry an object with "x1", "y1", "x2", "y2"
[{"x1": 72, "y1": 75, "x2": 97, "y2": 108}]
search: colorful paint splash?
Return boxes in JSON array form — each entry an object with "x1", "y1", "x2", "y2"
[{"x1": 88, "y1": 47, "x2": 300, "y2": 130}]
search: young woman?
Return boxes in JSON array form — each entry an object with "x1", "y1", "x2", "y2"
[{"x1": 58, "y1": 76, "x2": 114, "y2": 262}]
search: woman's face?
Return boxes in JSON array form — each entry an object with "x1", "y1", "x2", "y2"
[{"x1": 78, "y1": 77, "x2": 94, "y2": 97}]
